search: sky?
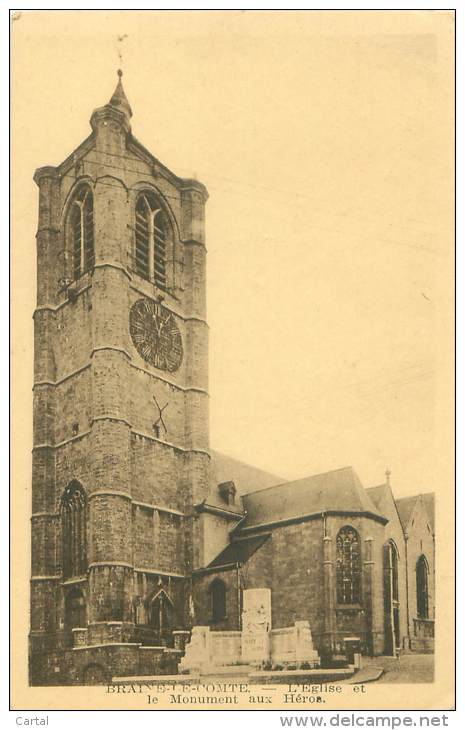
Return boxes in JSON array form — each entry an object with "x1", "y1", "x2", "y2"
[{"x1": 12, "y1": 10, "x2": 454, "y2": 499}]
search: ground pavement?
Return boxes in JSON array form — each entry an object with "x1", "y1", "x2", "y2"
[{"x1": 359, "y1": 654, "x2": 434, "y2": 683}]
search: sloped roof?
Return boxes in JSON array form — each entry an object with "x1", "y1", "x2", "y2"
[
  {"x1": 420, "y1": 492, "x2": 435, "y2": 531},
  {"x1": 239, "y1": 466, "x2": 386, "y2": 530},
  {"x1": 210, "y1": 450, "x2": 283, "y2": 495},
  {"x1": 395, "y1": 492, "x2": 435, "y2": 533},
  {"x1": 208, "y1": 534, "x2": 270, "y2": 568},
  {"x1": 366, "y1": 484, "x2": 387, "y2": 510},
  {"x1": 395, "y1": 495, "x2": 420, "y2": 531}
]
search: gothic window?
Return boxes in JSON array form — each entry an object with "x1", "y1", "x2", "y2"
[
  {"x1": 416, "y1": 555, "x2": 429, "y2": 619},
  {"x1": 210, "y1": 579, "x2": 227, "y2": 623},
  {"x1": 390, "y1": 542, "x2": 399, "y2": 602},
  {"x1": 69, "y1": 185, "x2": 94, "y2": 279},
  {"x1": 61, "y1": 481, "x2": 87, "y2": 579},
  {"x1": 134, "y1": 192, "x2": 170, "y2": 289},
  {"x1": 336, "y1": 526, "x2": 361, "y2": 604},
  {"x1": 383, "y1": 541, "x2": 401, "y2": 654}
]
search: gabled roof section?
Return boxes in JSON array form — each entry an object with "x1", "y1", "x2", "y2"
[
  {"x1": 420, "y1": 492, "x2": 435, "y2": 531},
  {"x1": 367, "y1": 481, "x2": 405, "y2": 537},
  {"x1": 395, "y1": 495, "x2": 420, "y2": 532},
  {"x1": 207, "y1": 534, "x2": 270, "y2": 568},
  {"x1": 240, "y1": 466, "x2": 387, "y2": 531},
  {"x1": 366, "y1": 484, "x2": 387, "y2": 511},
  {"x1": 38, "y1": 72, "x2": 208, "y2": 201},
  {"x1": 395, "y1": 492, "x2": 435, "y2": 534}
]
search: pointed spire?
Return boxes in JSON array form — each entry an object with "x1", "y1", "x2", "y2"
[
  {"x1": 109, "y1": 69, "x2": 132, "y2": 119},
  {"x1": 385, "y1": 467, "x2": 391, "y2": 485}
]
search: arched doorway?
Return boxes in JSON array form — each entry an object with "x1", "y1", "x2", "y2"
[
  {"x1": 416, "y1": 555, "x2": 429, "y2": 618},
  {"x1": 383, "y1": 541, "x2": 400, "y2": 655},
  {"x1": 65, "y1": 586, "x2": 86, "y2": 647},
  {"x1": 149, "y1": 590, "x2": 174, "y2": 646}
]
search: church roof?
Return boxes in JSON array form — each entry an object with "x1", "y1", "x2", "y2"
[
  {"x1": 421, "y1": 492, "x2": 435, "y2": 531},
  {"x1": 395, "y1": 492, "x2": 435, "y2": 533},
  {"x1": 207, "y1": 534, "x2": 270, "y2": 568},
  {"x1": 365, "y1": 484, "x2": 387, "y2": 510},
  {"x1": 210, "y1": 449, "x2": 283, "y2": 495},
  {"x1": 395, "y1": 495, "x2": 418, "y2": 530},
  {"x1": 239, "y1": 466, "x2": 386, "y2": 531}
]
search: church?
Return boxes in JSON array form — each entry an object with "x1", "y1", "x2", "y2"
[{"x1": 29, "y1": 73, "x2": 435, "y2": 685}]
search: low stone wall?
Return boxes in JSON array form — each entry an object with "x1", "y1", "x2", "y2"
[
  {"x1": 180, "y1": 621, "x2": 320, "y2": 674},
  {"x1": 210, "y1": 631, "x2": 242, "y2": 666},
  {"x1": 29, "y1": 643, "x2": 183, "y2": 686}
]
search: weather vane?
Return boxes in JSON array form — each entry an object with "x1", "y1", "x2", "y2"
[{"x1": 116, "y1": 33, "x2": 128, "y2": 71}]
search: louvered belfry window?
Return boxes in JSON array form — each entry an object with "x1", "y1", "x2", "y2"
[
  {"x1": 135, "y1": 192, "x2": 168, "y2": 289},
  {"x1": 61, "y1": 481, "x2": 87, "y2": 579},
  {"x1": 70, "y1": 185, "x2": 94, "y2": 280},
  {"x1": 135, "y1": 195, "x2": 150, "y2": 279},
  {"x1": 336, "y1": 526, "x2": 362, "y2": 604}
]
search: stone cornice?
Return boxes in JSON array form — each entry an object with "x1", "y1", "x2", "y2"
[
  {"x1": 194, "y1": 502, "x2": 244, "y2": 521},
  {"x1": 192, "y1": 562, "x2": 239, "y2": 576},
  {"x1": 237, "y1": 509, "x2": 388, "y2": 535},
  {"x1": 32, "y1": 494, "x2": 186, "y2": 519},
  {"x1": 33, "y1": 354, "x2": 209, "y2": 397},
  {"x1": 129, "y1": 283, "x2": 208, "y2": 327},
  {"x1": 32, "y1": 423, "x2": 210, "y2": 456}
]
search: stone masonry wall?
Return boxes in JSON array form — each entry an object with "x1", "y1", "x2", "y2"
[{"x1": 31, "y1": 89, "x2": 209, "y2": 684}]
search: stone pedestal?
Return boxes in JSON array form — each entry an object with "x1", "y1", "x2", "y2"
[
  {"x1": 179, "y1": 626, "x2": 211, "y2": 672},
  {"x1": 241, "y1": 588, "x2": 271, "y2": 664},
  {"x1": 295, "y1": 621, "x2": 319, "y2": 664}
]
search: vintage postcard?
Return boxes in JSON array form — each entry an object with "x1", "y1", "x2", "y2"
[{"x1": 10, "y1": 9, "x2": 455, "y2": 711}]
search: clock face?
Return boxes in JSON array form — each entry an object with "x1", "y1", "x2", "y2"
[{"x1": 129, "y1": 298, "x2": 183, "y2": 372}]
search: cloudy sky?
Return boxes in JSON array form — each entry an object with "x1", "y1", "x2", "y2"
[{"x1": 12, "y1": 10, "x2": 454, "y2": 498}]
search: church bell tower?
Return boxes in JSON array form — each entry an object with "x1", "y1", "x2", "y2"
[{"x1": 30, "y1": 72, "x2": 210, "y2": 684}]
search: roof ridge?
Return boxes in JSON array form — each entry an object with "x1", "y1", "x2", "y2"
[
  {"x1": 367, "y1": 483, "x2": 387, "y2": 492},
  {"x1": 241, "y1": 466, "x2": 355, "y2": 498},
  {"x1": 395, "y1": 494, "x2": 421, "y2": 503}
]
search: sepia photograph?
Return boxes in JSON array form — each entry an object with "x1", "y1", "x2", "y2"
[{"x1": 10, "y1": 9, "x2": 454, "y2": 711}]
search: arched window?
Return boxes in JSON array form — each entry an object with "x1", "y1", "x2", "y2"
[
  {"x1": 61, "y1": 481, "x2": 87, "y2": 578},
  {"x1": 69, "y1": 185, "x2": 94, "y2": 279},
  {"x1": 383, "y1": 540, "x2": 401, "y2": 654},
  {"x1": 209, "y1": 578, "x2": 227, "y2": 623},
  {"x1": 134, "y1": 191, "x2": 171, "y2": 289},
  {"x1": 336, "y1": 526, "x2": 361, "y2": 604},
  {"x1": 416, "y1": 555, "x2": 429, "y2": 619}
]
